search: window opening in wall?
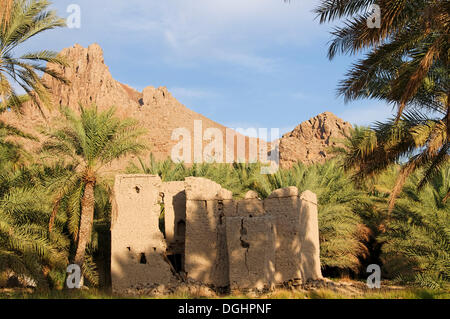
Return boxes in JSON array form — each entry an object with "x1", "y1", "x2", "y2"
[
  {"x1": 159, "y1": 192, "x2": 165, "y2": 238},
  {"x1": 139, "y1": 253, "x2": 147, "y2": 264}
]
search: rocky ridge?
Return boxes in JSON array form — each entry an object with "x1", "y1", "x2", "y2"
[
  {"x1": 279, "y1": 112, "x2": 352, "y2": 168},
  {"x1": 1, "y1": 43, "x2": 352, "y2": 170}
]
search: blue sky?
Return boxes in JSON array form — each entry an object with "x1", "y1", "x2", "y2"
[{"x1": 22, "y1": 0, "x2": 396, "y2": 135}]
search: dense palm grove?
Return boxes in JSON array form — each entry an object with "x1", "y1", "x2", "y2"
[
  {"x1": 0, "y1": 0, "x2": 449, "y2": 293},
  {"x1": 315, "y1": 0, "x2": 449, "y2": 210},
  {"x1": 2, "y1": 131, "x2": 449, "y2": 289}
]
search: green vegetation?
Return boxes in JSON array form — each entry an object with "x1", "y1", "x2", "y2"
[
  {"x1": 3, "y1": 116, "x2": 449, "y2": 291},
  {"x1": 316, "y1": 0, "x2": 449, "y2": 210},
  {"x1": 0, "y1": 0, "x2": 448, "y2": 298},
  {"x1": 312, "y1": 0, "x2": 450, "y2": 290},
  {"x1": 0, "y1": 105, "x2": 147, "y2": 289},
  {"x1": 1, "y1": 102, "x2": 449, "y2": 292},
  {"x1": 128, "y1": 155, "x2": 450, "y2": 289},
  {"x1": 41, "y1": 105, "x2": 146, "y2": 283},
  {"x1": 0, "y1": 0, "x2": 68, "y2": 289},
  {"x1": 0, "y1": 151, "x2": 68, "y2": 288},
  {"x1": 0, "y1": 0, "x2": 67, "y2": 111}
]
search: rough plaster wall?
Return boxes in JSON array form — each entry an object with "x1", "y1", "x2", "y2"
[
  {"x1": 184, "y1": 177, "x2": 223, "y2": 200},
  {"x1": 226, "y1": 216, "x2": 276, "y2": 291},
  {"x1": 263, "y1": 187, "x2": 303, "y2": 283},
  {"x1": 110, "y1": 174, "x2": 322, "y2": 290},
  {"x1": 237, "y1": 199, "x2": 265, "y2": 216},
  {"x1": 299, "y1": 190, "x2": 323, "y2": 280},
  {"x1": 161, "y1": 181, "x2": 186, "y2": 252},
  {"x1": 223, "y1": 199, "x2": 237, "y2": 217},
  {"x1": 184, "y1": 177, "x2": 229, "y2": 287},
  {"x1": 111, "y1": 175, "x2": 174, "y2": 291}
]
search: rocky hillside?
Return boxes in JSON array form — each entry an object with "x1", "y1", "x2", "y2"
[
  {"x1": 279, "y1": 112, "x2": 352, "y2": 168},
  {"x1": 1, "y1": 44, "x2": 262, "y2": 170},
  {"x1": 1, "y1": 43, "x2": 352, "y2": 171}
]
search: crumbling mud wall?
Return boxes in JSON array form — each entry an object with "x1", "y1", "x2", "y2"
[
  {"x1": 184, "y1": 177, "x2": 231, "y2": 287},
  {"x1": 226, "y1": 216, "x2": 276, "y2": 291},
  {"x1": 111, "y1": 175, "x2": 175, "y2": 292},
  {"x1": 160, "y1": 182, "x2": 186, "y2": 255},
  {"x1": 111, "y1": 175, "x2": 322, "y2": 292},
  {"x1": 264, "y1": 187, "x2": 303, "y2": 283},
  {"x1": 299, "y1": 190, "x2": 322, "y2": 280}
]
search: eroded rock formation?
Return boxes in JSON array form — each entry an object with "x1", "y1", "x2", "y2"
[
  {"x1": 1, "y1": 43, "x2": 353, "y2": 169},
  {"x1": 279, "y1": 112, "x2": 352, "y2": 168},
  {"x1": 0, "y1": 43, "x2": 263, "y2": 169}
]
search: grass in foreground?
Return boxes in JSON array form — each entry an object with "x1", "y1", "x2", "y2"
[{"x1": 1, "y1": 288, "x2": 449, "y2": 299}]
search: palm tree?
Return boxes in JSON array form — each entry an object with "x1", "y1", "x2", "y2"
[
  {"x1": 315, "y1": 0, "x2": 448, "y2": 117},
  {"x1": 0, "y1": 160, "x2": 69, "y2": 288},
  {"x1": 334, "y1": 113, "x2": 448, "y2": 211},
  {"x1": 127, "y1": 154, "x2": 191, "y2": 182},
  {"x1": 128, "y1": 156, "x2": 265, "y2": 198},
  {"x1": 379, "y1": 164, "x2": 450, "y2": 288},
  {"x1": 42, "y1": 105, "x2": 147, "y2": 278},
  {"x1": 315, "y1": 0, "x2": 449, "y2": 208},
  {"x1": 0, "y1": 0, "x2": 67, "y2": 112},
  {"x1": 0, "y1": 119, "x2": 35, "y2": 169}
]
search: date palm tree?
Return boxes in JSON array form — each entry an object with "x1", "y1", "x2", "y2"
[
  {"x1": 333, "y1": 113, "x2": 448, "y2": 212},
  {"x1": 42, "y1": 105, "x2": 147, "y2": 279},
  {"x1": 379, "y1": 163, "x2": 450, "y2": 288},
  {"x1": 315, "y1": 0, "x2": 449, "y2": 209},
  {"x1": 0, "y1": 119, "x2": 35, "y2": 168},
  {"x1": 0, "y1": 0, "x2": 67, "y2": 112},
  {"x1": 0, "y1": 147, "x2": 69, "y2": 288}
]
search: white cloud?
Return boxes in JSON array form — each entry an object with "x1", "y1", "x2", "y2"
[{"x1": 43, "y1": 0, "x2": 323, "y2": 71}]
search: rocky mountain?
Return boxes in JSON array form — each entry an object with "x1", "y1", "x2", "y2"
[
  {"x1": 1, "y1": 44, "x2": 263, "y2": 170},
  {"x1": 279, "y1": 112, "x2": 352, "y2": 168},
  {"x1": 1, "y1": 43, "x2": 352, "y2": 171}
]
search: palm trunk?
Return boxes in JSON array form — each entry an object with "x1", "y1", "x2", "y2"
[
  {"x1": 445, "y1": 54, "x2": 449, "y2": 139},
  {"x1": 446, "y1": 89, "x2": 449, "y2": 140},
  {"x1": 73, "y1": 180, "x2": 96, "y2": 271}
]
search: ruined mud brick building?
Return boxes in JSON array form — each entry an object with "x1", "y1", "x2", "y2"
[{"x1": 111, "y1": 175, "x2": 322, "y2": 292}]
